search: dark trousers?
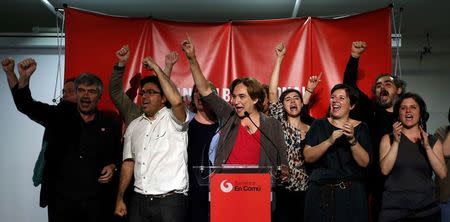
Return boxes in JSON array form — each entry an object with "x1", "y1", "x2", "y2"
[
  {"x1": 129, "y1": 192, "x2": 187, "y2": 222},
  {"x1": 379, "y1": 204, "x2": 441, "y2": 222},
  {"x1": 48, "y1": 195, "x2": 107, "y2": 222},
  {"x1": 304, "y1": 181, "x2": 368, "y2": 222},
  {"x1": 187, "y1": 186, "x2": 209, "y2": 222},
  {"x1": 273, "y1": 188, "x2": 306, "y2": 222}
]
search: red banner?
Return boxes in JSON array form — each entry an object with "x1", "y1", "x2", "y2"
[{"x1": 65, "y1": 7, "x2": 391, "y2": 117}]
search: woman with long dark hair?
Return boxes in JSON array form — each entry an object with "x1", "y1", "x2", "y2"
[
  {"x1": 267, "y1": 43, "x2": 320, "y2": 222},
  {"x1": 379, "y1": 92, "x2": 447, "y2": 221}
]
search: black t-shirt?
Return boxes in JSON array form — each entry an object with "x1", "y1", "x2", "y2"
[
  {"x1": 187, "y1": 117, "x2": 218, "y2": 187},
  {"x1": 304, "y1": 118, "x2": 372, "y2": 182}
]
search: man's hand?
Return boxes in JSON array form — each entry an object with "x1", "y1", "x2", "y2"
[
  {"x1": 2, "y1": 57, "x2": 15, "y2": 74},
  {"x1": 181, "y1": 34, "x2": 196, "y2": 60},
  {"x1": 351, "y1": 41, "x2": 367, "y2": 59},
  {"x1": 115, "y1": 199, "x2": 127, "y2": 217},
  {"x1": 98, "y1": 164, "x2": 116, "y2": 184},
  {"x1": 17, "y1": 58, "x2": 37, "y2": 79},
  {"x1": 165, "y1": 51, "x2": 179, "y2": 67},
  {"x1": 142, "y1": 56, "x2": 160, "y2": 71},
  {"x1": 275, "y1": 42, "x2": 286, "y2": 58},
  {"x1": 116, "y1": 45, "x2": 130, "y2": 67}
]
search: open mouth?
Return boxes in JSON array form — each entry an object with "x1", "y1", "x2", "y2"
[
  {"x1": 80, "y1": 99, "x2": 91, "y2": 107},
  {"x1": 380, "y1": 90, "x2": 389, "y2": 102},
  {"x1": 404, "y1": 114, "x2": 413, "y2": 121},
  {"x1": 235, "y1": 106, "x2": 244, "y2": 114},
  {"x1": 289, "y1": 104, "x2": 298, "y2": 112},
  {"x1": 142, "y1": 100, "x2": 150, "y2": 108},
  {"x1": 331, "y1": 103, "x2": 341, "y2": 113}
]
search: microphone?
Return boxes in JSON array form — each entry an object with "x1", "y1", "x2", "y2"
[
  {"x1": 243, "y1": 111, "x2": 282, "y2": 173},
  {"x1": 200, "y1": 109, "x2": 236, "y2": 172}
]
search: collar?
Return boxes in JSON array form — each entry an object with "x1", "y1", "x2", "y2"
[{"x1": 139, "y1": 107, "x2": 168, "y2": 122}]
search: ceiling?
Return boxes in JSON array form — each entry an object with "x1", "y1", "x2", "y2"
[{"x1": 1, "y1": 0, "x2": 449, "y2": 54}]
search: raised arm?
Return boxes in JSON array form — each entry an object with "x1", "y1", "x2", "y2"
[
  {"x1": 181, "y1": 34, "x2": 212, "y2": 97},
  {"x1": 2, "y1": 57, "x2": 18, "y2": 88},
  {"x1": 303, "y1": 73, "x2": 322, "y2": 105},
  {"x1": 268, "y1": 42, "x2": 286, "y2": 103},
  {"x1": 8, "y1": 59, "x2": 57, "y2": 127},
  {"x1": 17, "y1": 58, "x2": 36, "y2": 89},
  {"x1": 163, "y1": 51, "x2": 179, "y2": 78},
  {"x1": 143, "y1": 56, "x2": 186, "y2": 122},
  {"x1": 109, "y1": 45, "x2": 141, "y2": 125},
  {"x1": 343, "y1": 41, "x2": 366, "y2": 87}
]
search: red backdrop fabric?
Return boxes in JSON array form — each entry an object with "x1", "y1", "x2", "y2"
[{"x1": 65, "y1": 7, "x2": 391, "y2": 118}]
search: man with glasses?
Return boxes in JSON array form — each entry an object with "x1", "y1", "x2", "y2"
[
  {"x1": 109, "y1": 45, "x2": 179, "y2": 126},
  {"x1": 2, "y1": 57, "x2": 122, "y2": 222},
  {"x1": 114, "y1": 54, "x2": 189, "y2": 222}
]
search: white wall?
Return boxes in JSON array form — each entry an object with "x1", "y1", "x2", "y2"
[
  {"x1": 0, "y1": 48, "x2": 64, "y2": 222},
  {"x1": 397, "y1": 37, "x2": 450, "y2": 133}
]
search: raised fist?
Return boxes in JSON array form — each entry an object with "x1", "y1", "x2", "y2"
[
  {"x1": 2, "y1": 57, "x2": 15, "y2": 73},
  {"x1": 351, "y1": 41, "x2": 367, "y2": 58},
  {"x1": 142, "y1": 56, "x2": 159, "y2": 71},
  {"x1": 165, "y1": 51, "x2": 179, "y2": 67},
  {"x1": 116, "y1": 45, "x2": 130, "y2": 65},
  {"x1": 275, "y1": 42, "x2": 286, "y2": 58},
  {"x1": 17, "y1": 58, "x2": 37, "y2": 79}
]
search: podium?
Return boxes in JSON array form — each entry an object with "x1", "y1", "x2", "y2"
[{"x1": 192, "y1": 165, "x2": 275, "y2": 222}]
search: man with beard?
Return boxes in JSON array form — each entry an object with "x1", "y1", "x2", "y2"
[{"x1": 343, "y1": 41, "x2": 407, "y2": 222}]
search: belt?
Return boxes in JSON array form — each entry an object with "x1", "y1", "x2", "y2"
[
  {"x1": 138, "y1": 190, "x2": 178, "y2": 199},
  {"x1": 315, "y1": 180, "x2": 353, "y2": 190}
]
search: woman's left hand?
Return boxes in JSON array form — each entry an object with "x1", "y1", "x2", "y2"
[
  {"x1": 343, "y1": 122, "x2": 356, "y2": 144},
  {"x1": 419, "y1": 126, "x2": 431, "y2": 150}
]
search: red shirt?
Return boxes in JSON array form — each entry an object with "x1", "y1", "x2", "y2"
[{"x1": 226, "y1": 123, "x2": 261, "y2": 164}]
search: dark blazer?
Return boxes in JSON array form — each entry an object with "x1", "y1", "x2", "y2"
[
  {"x1": 202, "y1": 92, "x2": 288, "y2": 169},
  {"x1": 11, "y1": 85, "x2": 122, "y2": 206}
]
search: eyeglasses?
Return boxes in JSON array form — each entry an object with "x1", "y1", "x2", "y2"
[{"x1": 139, "y1": 89, "x2": 161, "y2": 96}]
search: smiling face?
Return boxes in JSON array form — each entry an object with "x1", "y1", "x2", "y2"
[
  {"x1": 330, "y1": 88, "x2": 353, "y2": 119},
  {"x1": 231, "y1": 83, "x2": 258, "y2": 117},
  {"x1": 399, "y1": 98, "x2": 421, "y2": 128},
  {"x1": 282, "y1": 91, "x2": 303, "y2": 118},
  {"x1": 374, "y1": 76, "x2": 401, "y2": 108},
  {"x1": 76, "y1": 83, "x2": 100, "y2": 115},
  {"x1": 140, "y1": 82, "x2": 166, "y2": 118}
]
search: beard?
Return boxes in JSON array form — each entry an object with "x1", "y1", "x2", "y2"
[{"x1": 376, "y1": 89, "x2": 394, "y2": 108}]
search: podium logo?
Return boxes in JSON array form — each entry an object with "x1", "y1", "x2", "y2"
[{"x1": 220, "y1": 180, "x2": 233, "y2": 193}]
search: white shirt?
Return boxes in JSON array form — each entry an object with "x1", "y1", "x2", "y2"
[{"x1": 123, "y1": 107, "x2": 189, "y2": 195}]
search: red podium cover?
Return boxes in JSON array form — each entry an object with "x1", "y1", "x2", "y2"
[{"x1": 210, "y1": 173, "x2": 271, "y2": 222}]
